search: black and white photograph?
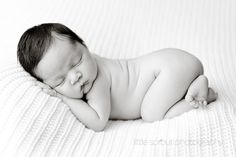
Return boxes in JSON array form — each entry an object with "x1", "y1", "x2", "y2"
[{"x1": 0, "y1": 0, "x2": 235, "y2": 156}]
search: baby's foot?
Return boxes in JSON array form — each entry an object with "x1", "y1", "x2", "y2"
[
  {"x1": 206, "y1": 88, "x2": 218, "y2": 103},
  {"x1": 185, "y1": 75, "x2": 209, "y2": 104},
  {"x1": 185, "y1": 75, "x2": 218, "y2": 108}
]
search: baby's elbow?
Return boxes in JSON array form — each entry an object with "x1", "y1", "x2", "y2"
[{"x1": 92, "y1": 126, "x2": 105, "y2": 132}]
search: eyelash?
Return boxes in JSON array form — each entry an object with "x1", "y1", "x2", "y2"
[
  {"x1": 60, "y1": 79, "x2": 66, "y2": 85},
  {"x1": 55, "y1": 78, "x2": 65, "y2": 88},
  {"x1": 56, "y1": 56, "x2": 82, "y2": 87},
  {"x1": 74, "y1": 56, "x2": 82, "y2": 67}
]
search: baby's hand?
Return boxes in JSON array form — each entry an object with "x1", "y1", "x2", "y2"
[
  {"x1": 55, "y1": 92, "x2": 68, "y2": 101},
  {"x1": 35, "y1": 81, "x2": 57, "y2": 97}
]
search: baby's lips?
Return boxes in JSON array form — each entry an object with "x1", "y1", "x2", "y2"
[
  {"x1": 35, "y1": 81, "x2": 50, "y2": 89},
  {"x1": 78, "y1": 80, "x2": 83, "y2": 86}
]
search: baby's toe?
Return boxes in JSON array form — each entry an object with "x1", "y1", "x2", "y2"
[
  {"x1": 185, "y1": 94, "x2": 194, "y2": 102},
  {"x1": 190, "y1": 100, "x2": 200, "y2": 108},
  {"x1": 199, "y1": 100, "x2": 207, "y2": 108}
]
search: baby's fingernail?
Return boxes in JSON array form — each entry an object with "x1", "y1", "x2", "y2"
[{"x1": 203, "y1": 101, "x2": 207, "y2": 106}]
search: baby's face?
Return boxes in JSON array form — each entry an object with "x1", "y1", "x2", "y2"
[{"x1": 35, "y1": 35, "x2": 98, "y2": 98}]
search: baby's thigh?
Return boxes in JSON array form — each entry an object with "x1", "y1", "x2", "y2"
[{"x1": 141, "y1": 68, "x2": 201, "y2": 122}]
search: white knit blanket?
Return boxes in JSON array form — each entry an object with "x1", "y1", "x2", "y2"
[{"x1": 1, "y1": 0, "x2": 236, "y2": 156}]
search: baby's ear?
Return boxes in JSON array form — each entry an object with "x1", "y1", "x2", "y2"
[{"x1": 34, "y1": 81, "x2": 57, "y2": 97}]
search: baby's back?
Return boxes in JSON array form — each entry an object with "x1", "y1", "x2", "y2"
[
  {"x1": 94, "y1": 48, "x2": 200, "y2": 120},
  {"x1": 94, "y1": 52, "x2": 163, "y2": 120},
  {"x1": 108, "y1": 59, "x2": 155, "y2": 119}
]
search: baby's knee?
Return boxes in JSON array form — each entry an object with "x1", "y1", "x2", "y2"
[
  {"x1": 182, "y1": 50, "x2": 204, "y2": 76},
  {"x1": 165, "y1": 48, "x2": 204, "y2": 75},
  {"x1": 190, "y1": 57, "x2": 204, "y2": 76}
]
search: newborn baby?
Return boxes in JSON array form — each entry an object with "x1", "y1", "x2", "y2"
[{"x1": 17, "y1": 23, "x2": 217, "y2": 132}]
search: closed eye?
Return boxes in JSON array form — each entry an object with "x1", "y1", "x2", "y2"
[
  {"x1": 74, "y1": 56, "x2": 83, "y2": 67},
  {"x1": 55, "y1": 78, "x2": 65, "y2": 88}
]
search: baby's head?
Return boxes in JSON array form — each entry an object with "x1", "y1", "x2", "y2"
[{"x1": 17, "y1": 23, "x2": 98, "y2": 98}]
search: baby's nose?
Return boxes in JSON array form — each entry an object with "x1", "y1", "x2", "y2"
[{"x1": 70, "y1": 72, "x2": 82, "y2": 85}]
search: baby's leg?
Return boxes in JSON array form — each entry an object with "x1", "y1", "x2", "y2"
[
  {"x1": 141, "y1": 65, "x2": 202, "y2": 122},
  {"x1": 185, "y1": 75, "x2": 218, "y2": 107},
  {"x1": 164, "y1": 87, "x2": 217, "y2": 119}
]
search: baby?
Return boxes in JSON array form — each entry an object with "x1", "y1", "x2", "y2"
[{"x1": 17, "y1": 23, "x2": 218, "y2": 132}]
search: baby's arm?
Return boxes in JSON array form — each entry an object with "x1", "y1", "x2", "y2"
[
  {"x1": 61, "y1": 96, "x2": 110, "y2": 132},
  {"x1": 59, "y1": 73, "x2": 111, "y2": 132}
]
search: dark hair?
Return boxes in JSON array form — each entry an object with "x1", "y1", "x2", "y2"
[{"x1": 17, "y1": 23, "x2": 86, "y2": 81}]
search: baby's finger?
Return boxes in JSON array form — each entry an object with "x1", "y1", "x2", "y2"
[
  {"x1": 42, "y1": 88, "x2": 50, "y2": 94},
  {"x1": 36, "y1": 81, "x2": 51, "y2": 89},
  {"x1": 49, "y1": 90, "x2": 57, "y2": 96},
  {"x1": 55, "y1": 92, "x2": 63, "y2": 98},
  {"x1": 43, "y1": 88, "x2": 57, "y2": 96},
  {"x1": 56, "y1": 93, "x2": 67, "y2": 101}
]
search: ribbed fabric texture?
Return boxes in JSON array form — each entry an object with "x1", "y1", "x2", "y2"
[
  {"x1": 0, "y1": 65, "x2": 236, "y2": 157},
  {"x1": 0, "y1": 65, "x2": 85, "y2": 157},
  {"x1": 1, "y1": 0, "x2": 236, "y2": 156}
]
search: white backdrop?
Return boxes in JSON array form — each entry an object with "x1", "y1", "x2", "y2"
[
  {"x1": 1, "y1": 0, "x2": 236, "y2": 66},
  {"x1": 1, "y1": 0, "x2": 236, "y2": 96},
  {"x1": 0, "y1": 0, "x2": 236, "y2": 156}
]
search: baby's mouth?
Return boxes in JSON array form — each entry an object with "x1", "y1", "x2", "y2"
[
  {"x1": 78, "y1": 81, "x2": 83, "y2": 86},
  {"x1": 81, "y1": 80, "x2": 90, "y2": 93},
  {"x1": 78, "y1": 80, "x2": 86, "y2": 89}
]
